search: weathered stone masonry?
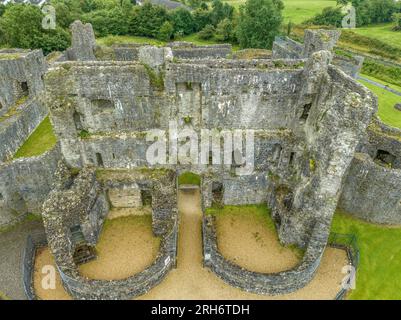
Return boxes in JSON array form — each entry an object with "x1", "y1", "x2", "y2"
[{"x1": 2, "y1": 23, "x2": 400, "y2": 298}]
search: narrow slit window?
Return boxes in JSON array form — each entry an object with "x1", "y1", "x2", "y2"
[
  {"x1": 300, "y1": 103, "x2": 312, "y2": 121},
  {"x1": 96, "y1": 153, "x2": 104, "y2": 167}
]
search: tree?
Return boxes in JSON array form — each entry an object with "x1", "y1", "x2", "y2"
[
  {"x1": 192, "y1": 8, "x2": 211, "y2": 32},
  {"x1": 236, "y1": 0, "x2": 283, "y2": 49},
  {"x1": 0, "y1": 4, "x2": 6, "y2": 17},
  {"x1": 210, "y1": 0, "x2": 234, "y2": 26},
  {"x1": 215, "y1": 18, "x2": 235, "y2": 42},
  {"x1": 392, "y1": 13, "x2": 401, "y2": 31},
  {"x1": 0, "y1": 4, "x2": 70, "y2": 54},
  {"x1": 198, "y1": 24, "x2": 215, "y2": 40},
  {"x1": 82, "y1": 7, "x2": 130, "y2": 37},
  {"x1": 304, "y1": 7, "x2": 344, "y2": 27},
  {"x1": 129, "y1": 3, "x2": 169, "y2": 37},
  {"x1": 158, "y1": 21, "x2": 174, "y2": 41},
  {"x1": 170, "y1": 7, "x2": 195, "y2": 35}
]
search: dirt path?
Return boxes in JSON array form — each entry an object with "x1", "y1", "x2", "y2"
[
  {"x1": 140, "y1": 190, "x2": 348, "y2": 300},
  {"x1": 33, "y1": 190, "x2": 348, "y2": 300}
]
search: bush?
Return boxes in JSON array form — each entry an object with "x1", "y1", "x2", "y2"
[
  {"x1": 362, "y1": 59, "x2": 401, "y2": 88},
  {"x1": 170, "y1": 7, "x2": 195, "y2": 35},
  {"x1": 392, "y1": 13, "x2": 401, "y2": 31},
  {"x1": 0, "y1": 4, "x2": 70, "y2": 54},
  {"x1": 338, "y1": 0, "x2": 400, "y2": 27},
  {"x1": 129, "y1": 3, "x2": 170, "y2": 38},
  {"x1": 236, "y1": 0, "x2": 283, "y2": 49},
  {"x1": 198, "y1": 24, "x2": 215, "y2": 40},
  {"x1": 82, "y1": 7, "x2": 130, "y2": 37},
  {"x1": 193, "y1": 8, "x2": 212, "y2": 32},
  {"x1": 209, "y1": 0, "x2": 234, "y2": 26},
  {"x1": 157, "y1": 21, "x2": 174, "y2": 41},
  {"x1": 215, "y1": 18, "x2": 236, "y2": 42},
  {"x1": 304, "y1": 7, "x2": 344, "y2": 27}
]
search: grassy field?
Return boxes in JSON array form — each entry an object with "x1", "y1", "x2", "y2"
[
  {"x1": 352, "y1": 23, "x2": 401, "y2": 50},
  {"x1": 223, "y1": 0, "x2": 337, "y2": 24},
  {"x1": 13, "y1": 116, "x2": 57, "y2": 159},
  {"x1": 358, "y1": 75, "x2": 401, "y2": 130},
  {"x1": 332, "y1": 211, "x2": 401, "y2": 300}
]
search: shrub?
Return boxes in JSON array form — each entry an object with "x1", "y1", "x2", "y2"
[
  {"x1": 304, "y1": 7, "x2": 344, "y2": 27},
  {"x1": 215, "y1": 18, "x2": 235, "y2": 42},
  {"x1": 170, "y1": 7, "x2": 195, "y2": 35},
  {"x1": 236, "y1": 0, "x2": 283, "y2": 49},
  {"x1": 392, "y1": 13, "x2": 401, "y2": 31},
  {"x1": 82, "y1": 7, "x2": 130, "y2": 37},
  {"x1": 0, "y1": 4, "x2": 70, "y2": 54},
  {"x1": 198, "y1": 24, "x2": 215, "y2": 40},
  {"x1": 193, "y1": 8, "x2": 212, "y2": 32},
  {"x1": 157, "y1": 21, "x2": 174, "y2": 41},
  {"x1": 129, "y1": 3, "x2": 170, "y2": 38}
]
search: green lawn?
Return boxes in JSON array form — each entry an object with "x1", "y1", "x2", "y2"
[
  {"x1": 13, "y1": 116, "x2": 57, "y2": 159},
  {"x1": 178, "y1": 171, "x2": 201, "y2": 186},
  {"x1": 223, "y1": 0, "x2": 337, "y2": 24},
  {"x1": 352, "y1": 23, "x2": 401, "y2": 50},
  {"x1": 358, "y1": 75, "x2": 401, "y2": 130},
  {"x1": 332, "y1": 211, "x2": 401, "y2": 300}
]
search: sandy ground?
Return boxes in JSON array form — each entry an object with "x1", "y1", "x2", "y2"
[
  {"x1": 33, "y1": 247, "x2": 72, "y2": 300},
  {"x1": 79, "y1": 214, "x2": 160, "y2": 280},
  {"x1": 34, "y1": 213, "x2": 160, "y2": 299},
  {"x1": 33, "y1": 190, "x2": 348, "y2": 300},
  {"x1": 215, "y1": 213, "x2": 300, "y2": 273}
]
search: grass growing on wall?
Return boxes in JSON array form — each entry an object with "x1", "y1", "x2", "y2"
[
  {"x1": 97, "y1": 35, "x2": 166, "y2": 47},
  {"x1": 358, "y1": 76, "x2": 401, "y2": 130},
  {"x1": 331, "y1": 211, "x2": 401, "y2": 300},
  {"x1": 13, "y1": 116, "x2": 57, "y2": 159},
  {"x1": 178, "y1": 172, "x2": 201, "y2": 186}
]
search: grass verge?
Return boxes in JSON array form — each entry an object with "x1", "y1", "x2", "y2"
[
  {"x1": 331, "y1": 210, "x2": 401, "y2": 300},
  {"x1": 358, "y1": 76, "x2": 401, "y2": 130}
]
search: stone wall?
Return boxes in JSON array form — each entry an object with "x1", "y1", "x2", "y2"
[
  {"x1": 59, "y1": 212, "x2": 178, "y2": 300},
  {"x1": 338, "y1": 119, "x2": 401, "y2": 224},
  {"x1": 96, "y1": 168, "x2": 177, "y2": 236},
  {"x1": 0, "y1": 98, "x2": 48, "y2": 163},
  {"x1": 333, "y1": 54, "x2": 364, "y2": 79},
  {"x1": 203, "y1": 215, "x2": 328, "y2": 295},
  {"x1": 0, "y1": 49, "x2": 46, "y2": 116},
  {"x1": 267, "y1": 58, "x2": 376, "y2": 247},
  {"x1": 338, "y1": 153, "x2": 401, "y2": 224},
  {"x1": 0, "y1": 144, "x2": 61, "y2": 227},
  {"x1": 41, "y1": 167, "x2": 178, "y2": 299},
  {"x1": 272, "y1": 31, "x2": 363, "y2": 79}
]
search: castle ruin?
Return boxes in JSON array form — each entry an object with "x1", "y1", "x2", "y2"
[{"x1": 0, "y1": 22, "x2": 400, "y2": 299}]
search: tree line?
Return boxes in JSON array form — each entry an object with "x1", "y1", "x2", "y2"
[
  {"x1": 0, "y1": 0, "x2": 284, "y2": 55},
  {"x1": 306, "y1": 0, "x2": 401, "y2": 28}
]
